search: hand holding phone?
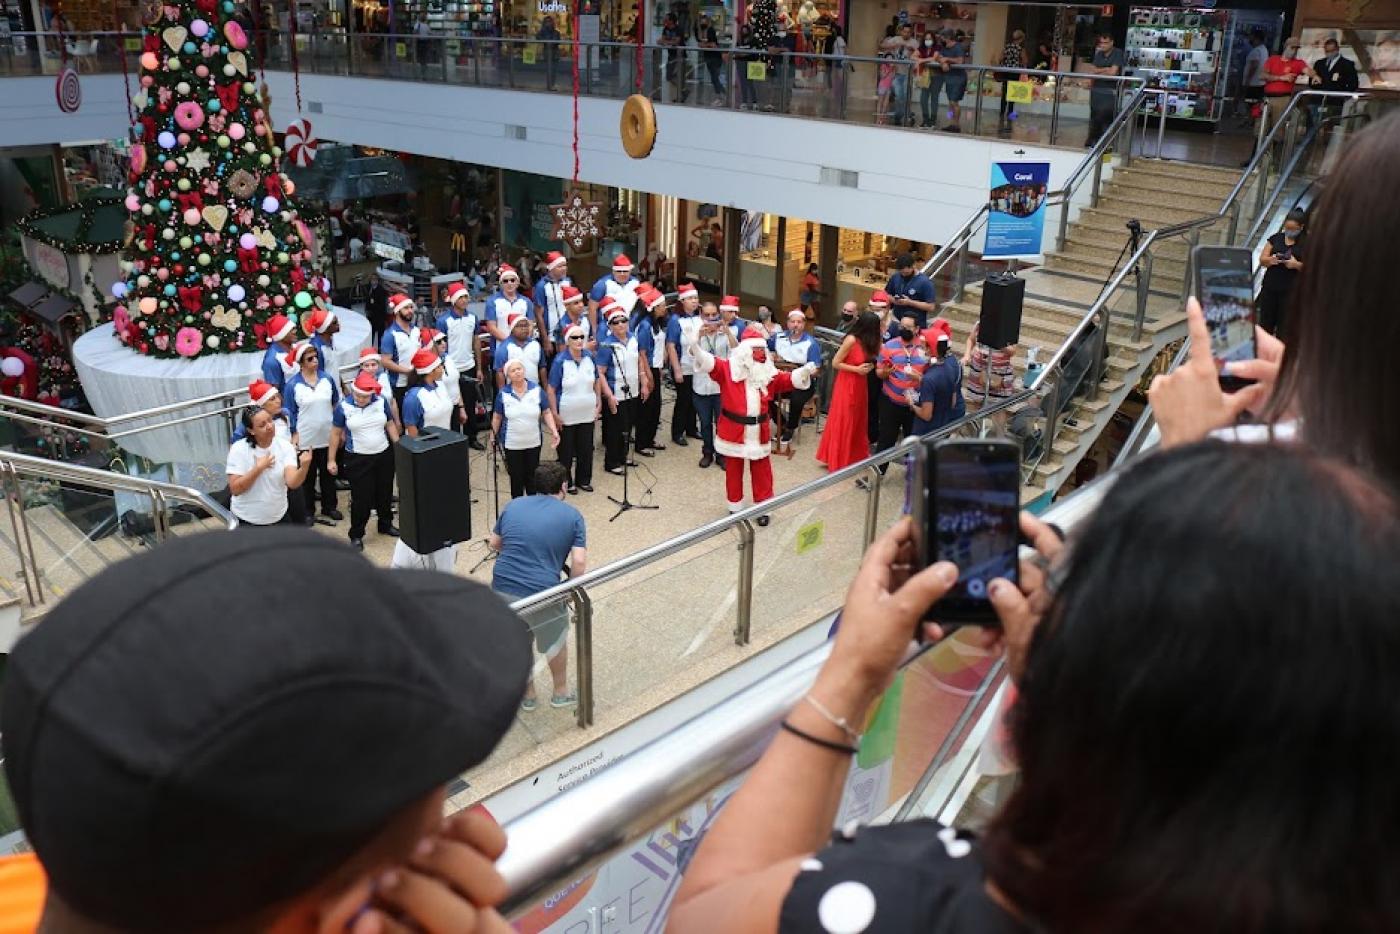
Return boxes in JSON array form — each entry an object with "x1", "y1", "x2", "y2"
[{"x1": 911, "y1": 438, "x2": 1021, "y2": 627}]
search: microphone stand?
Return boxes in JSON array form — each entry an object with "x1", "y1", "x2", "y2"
[
  {"x1": 608, "y1": 339, "x2": 659, "y2": 522},
  {"x1": 469, "y1": 417, "x2": 504, "y2": 574}
]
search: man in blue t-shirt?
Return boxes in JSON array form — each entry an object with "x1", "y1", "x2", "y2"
[
  {"x1": 911, "y1": 331, "x2": 966, "y2": 435},
  {"x1": 489, "y1": 461, "x2": 587, "y2": 711},
  {"x1": 884, "y1": 253, "x2": 937, "y2": 330}
]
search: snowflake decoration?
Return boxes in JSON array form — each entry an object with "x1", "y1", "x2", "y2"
[
  {"x1": 185, "y1": 148, "x2": 211, "y2": 172},
  {"x1": 549, "y1": 189, "x2": 603, "y2": 250}
]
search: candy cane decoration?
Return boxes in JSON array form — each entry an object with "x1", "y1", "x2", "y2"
[{"x1": 284, "y1": 118, "x2": 318, "y2": 167}]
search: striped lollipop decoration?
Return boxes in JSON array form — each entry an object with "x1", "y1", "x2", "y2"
[{"x1": 284, "y1": 118, "x2": 319, "y2": 167}]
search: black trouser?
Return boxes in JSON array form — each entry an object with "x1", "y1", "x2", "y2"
[
  {"x1": 504, "y1": 445, "x2": 541, "y2": 498},
  {"x1": 636, "y1": 366, "x2": 663, "y2": 450},
  {"x1": 772, "y1": 384, "x2": 817, "y2": 442},
  {"x1": 284, "y1": 487, "x2": 307, "y2": 525},
  {"x1": 1257, "y1": 288, "x2": 1290, "y2": 337},
  {"x1": 603, "y1": 396, "x2": 638, "y2": 469},
  {"x1": 456, "y1": 374, "x2": 481, "y2": 436},
  {"x1": 1087, "y1": 93, "x2": 1115, "y2": 147},
  {"x1": 875, "y1": 394, "x2": 913, "y2": 474},
  {"x1": 671, "y1": 374, "x2": 697, "y2": 442},
  {"x1": 866, "y1": 370, "x2": 882, "y2": 444},
  {"x1": 303, "y1": 446, "x2": 337, "y2": 516},
  {"x1": 693, "y1": 391, "x2": 720, "y2": 456},
  {"x1": 557, "y1": 421, "x2": 595, "y2": 487},
  {"x1": 704, "y1": 57, "x2": 724, "y2": 94},
  {"x1": 343, "y1": 447, "x2": 395, "y2": 539},
  {"x1": 393, "y1": 384, "x2": 409, "y2": 412},
  {"x1": 999, "y1": 71, "x2": 1017, "y2": 121}
]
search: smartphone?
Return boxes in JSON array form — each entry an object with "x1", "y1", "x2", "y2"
[
  {"x1": 912, "y1": 438, "x2": 1021, "y2": 627},
  {"x1": 1192, "y1": 245, "x2": 1256, "y2": 393}
]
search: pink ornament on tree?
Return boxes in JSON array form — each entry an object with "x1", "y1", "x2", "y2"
[{"x1": 175, "y1": 327, "x2": 203, "y2": 357}]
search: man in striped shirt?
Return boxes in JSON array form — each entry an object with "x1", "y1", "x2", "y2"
[{"x1": 873, "y1": 313, "x2": 930, "y2": 474}]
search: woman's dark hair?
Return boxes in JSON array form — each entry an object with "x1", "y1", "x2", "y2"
[
  {"x1": 1268, "y1": 111, "x2": 1400, "y2": 490},
  {"x1": 807, "y1": 263, "x2": 818, "y2": 274},
  {"x1": 1283, "y1": 207, "x2": 1306, "y2": 228},
  {"x1": 981, "y1": 442, "x2": 1400, "y2": 933},
  {"x1": 406, "y1": 361, "x2": 437, "y2": 390},
  {"x1": 240, "y1": 406, "x2": 264, "y2": 447},
  {"x1": 850, "y1": 310, "x2": 882, "y2": 356}
]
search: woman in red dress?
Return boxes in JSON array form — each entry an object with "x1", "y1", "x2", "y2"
[{"x1": 816, "y1": 311, "x2": 882, "y2": 473}]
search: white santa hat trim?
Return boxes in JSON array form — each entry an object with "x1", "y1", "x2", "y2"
[
  {"x1": 315, "y1": 310, "x2": 337, "y2": 333},
  {"x1": 565, "y1": 324, "x2": 587, "y2": 339},
  {"x1": 389, "y1": 295, "x2": 415, "y2": 316},
  {"x1": 677, "y1": 283, "x2": 698, "y2": 300},
  {"x1": 547, "y1": 252, "x2": 567, "y2": 269}
]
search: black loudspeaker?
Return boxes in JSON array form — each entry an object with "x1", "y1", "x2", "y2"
[
  {"x1": 977, "y1": 273, "x2": 1026, "y2": 350},
  {"x1": 395, "y1": 429, "x2": 472, "y2": 554}
]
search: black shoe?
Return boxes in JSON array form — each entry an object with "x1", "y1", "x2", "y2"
[
  {"x1": 780, "y1": 433, "x2": 794, "y2": 444},
  {"x1": 652, "y1": 442, "x2": 667, "y2": 451},
  {"x1": 625, "y1": 459, "x2": 639, "y2": 468},
  {"x1": 349, "y1": 537, "x2": 364, "y2": 551},
  {"x1": 324, "y1": 508, "x2": 344, "y2": 522},
  {"x1": 699, "y1": 454, "x2": 713, "y2": 469},
  {"x1": 686, "y1": 431, "x2": 703, "y2": 440},
  {"x1": 469, "y1": 438, "x2": 486, "y2": 451},
  {"x1": 378, "y1": 523, "x2": 399, "y2": 537},
  {"x1": 606, "y1": 466, "x2": 624, "y2": 476},
  {"x1": 715, "y1": 455, "x2": 726, "y2": 469},
  {"x1": 568, "y1": 485, "x2": 579, "y2": 495},
  {"x1": 672, "y1": 436, "x2": 690, "y2": 447},
  {"x1": 578, "y1": 483, "x2": 594, "y2": 492},
  {"x1": 303, "y1": 515, "x2": 316, "y2": 527},
  {"x1": 335, "y1": 479, "x2": 351, "y2": 490},
  {"x1": 636, "y1": 448, "x2": 655, "y2": 457},
  {"x1": 756, "y1": 515, "x2": 771, "y2": 527}
]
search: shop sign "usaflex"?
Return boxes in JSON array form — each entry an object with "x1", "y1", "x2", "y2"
[{"x1": 538, "y1": 0, "x2": 567, "y2": 12}]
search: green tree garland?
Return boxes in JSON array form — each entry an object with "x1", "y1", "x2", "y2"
[{"x1": 113, "y1": 0, "x2": 329, "y2": 360}]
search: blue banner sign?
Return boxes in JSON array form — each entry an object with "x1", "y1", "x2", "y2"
[{"x1": 984, "y1": 161, "x2": 1051, "y2": 260}]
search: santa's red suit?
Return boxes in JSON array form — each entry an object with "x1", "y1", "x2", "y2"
[{"x1": 689, "y1": 326, "x2": 816, "y2": 512}]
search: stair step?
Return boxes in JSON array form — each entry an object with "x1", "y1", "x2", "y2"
[
  {"x1": 1094, "y1": 196, "x2": 1214, "y2": 227},
  {"x1": 1057, "y1": 236, "x2": 1191, "y2": 275},
  {"x1": 955, "y1": 285, "x2": 1183, "y2": 338},
  {"x1": 1116, "y1": 160, "x2": 1245, "y2": 185},
  {"x1": 1077, "y1": 205, "x2": 1223, "y2": 238},
  {"x1": 1107, "y1": 171, "x2": 1238, "y2": 203},
  {"x1": 1063, "y1": 222, "x2": 1203, "y2": 259},
  {"x1": 1045, "y1": 253, "x2": 1187, "y2": 289},
  {"x1": 19, "y1": 504, "x2": 122, "y2": 596}
]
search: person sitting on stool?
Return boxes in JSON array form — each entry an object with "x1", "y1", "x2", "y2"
[
  {"x1": 490, "y1": 461, "x2": 586, "y2": 711},
  {"x1": 770, "y1": 308, "x2": 824, "y2": 453}
]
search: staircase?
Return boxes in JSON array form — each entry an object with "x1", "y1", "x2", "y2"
[{"x1": 945, "y1": 161, "x2": 1249, "y2": 496}]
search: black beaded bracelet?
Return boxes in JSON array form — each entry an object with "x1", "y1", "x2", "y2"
[{"x1": 781, "y1": 720, "x2": 859, "y2": 756}]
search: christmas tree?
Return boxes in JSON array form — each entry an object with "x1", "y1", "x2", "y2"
[{"x1": 112, "y1": 0, "x2": 328, "y2": 360}]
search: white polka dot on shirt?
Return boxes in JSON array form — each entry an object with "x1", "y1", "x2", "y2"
[{"x1": 817, "y1": 880, "x2": 877, "y2": 934}]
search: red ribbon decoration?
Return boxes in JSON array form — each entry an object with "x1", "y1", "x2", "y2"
[{"x1": 285, "y1": 0, "x2": 303, "y2": 112}]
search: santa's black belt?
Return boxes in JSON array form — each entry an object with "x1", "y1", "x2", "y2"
[{"x1": 722, "y1": 409, "x2": 763, "y2": 426}]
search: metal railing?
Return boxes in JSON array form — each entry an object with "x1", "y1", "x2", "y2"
[
  {"x1": 1, "y1": 449, "x2": 234, "y2": 609},
  {"x1": 1, "y1": 30, "x2": 1142, "y2": 148},
  {"x1": 497, "y1": 465, "x2": 1114, "y2": 913}
]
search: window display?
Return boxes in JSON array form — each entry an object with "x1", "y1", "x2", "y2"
[{"x1": 1126, "y1": 6, "x2": 1232, "y2": 122}]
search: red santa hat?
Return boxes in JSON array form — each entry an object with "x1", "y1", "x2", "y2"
[
  {"x1": 302, "y1": 307, "x2": 336, "y2": 336},
  {"x1": 266, "y1": 313, "x2": 295, "y2": 343},
  {"x1": 868, "y1": 290, "x2": 891, "y2": 309},
  {"x1": 411, "y1": 348, "x2": 442, "y2": 374},
  {"x1": 285, "y1": 340, "x2": 316, "y2": 368},
  {"x1": 720, "y1": 295, "x2": 741, "y2": 313},
  {"x1": 739, "y1": 325, "x2": 768, "y2": 348},
  {"x1": 546, "y1": 251, "x2": 567, "y2": 270},
  {"x1": 597, "y1": 295, "x2": 618, "y2": 314},
  {"x1": 562, "y1": 285, "x2": 584, "y2": 305},
  {"x1": 606, "y1": 306, "x2": 630, "y2": 325},
  {"x1": 565, "y1": 323, "x2": 588, "y2": 339},
  {"x1": 498, "y1": 264, "x2": 519, "y2": 281},
  {"x1": 359, "y1": 347, "x2": 381, "y2": 363},
  {"x1": 676, "y1": 281, "x2": 698, "y2": 300},
  {"x1": 445, "y1": 281, "x2": 470, "y2": 304},
  {"x1": 352, "y1": 371, "x2": 382, "y2": 395},
  {"x1": 611, "y1": 254, "x2": 633, "y2": 272},
  {"x1": 418, "y1": 326, "x2": 441, "y2": 347},
  {"x1": 507, "y1": 310, "x2": 531, "y2": 331},
  {"x1": 922, "y1": 317, "x2": 953, "y2": 345},
  {"x1": 642, "y1": 288, "x2": 667, "y2": 311},
  {"x1": 248, "y1": 379, "x2": 278, "y2": 406},
  {"x1": 388, "y1": 293, "x2": 415, "y2": 316}
]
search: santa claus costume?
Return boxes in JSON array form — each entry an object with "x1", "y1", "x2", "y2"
[{"x1": 688, "y1": 325, "x2": 817, "y2": 521}]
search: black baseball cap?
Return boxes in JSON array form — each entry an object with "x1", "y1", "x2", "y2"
[{"x1": 3, "y1": 528, "x2": 531, "y2": 930}]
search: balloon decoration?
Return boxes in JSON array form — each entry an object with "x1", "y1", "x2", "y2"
[
  {"x1": 114, "y1": 0, "x2": 330, "y2": 360},
  {"x1": 283, "y1": 118, "x2": 318, "y2": 167}
]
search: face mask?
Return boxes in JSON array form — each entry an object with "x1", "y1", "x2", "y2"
[
  {"x1": 758, "y1": 309, "x2": 771, "y2": 321},
  {"x1": 924, "y1": 39, "x2": 933, "y2": 46},
  {"x1": 1284, "y1": 48, "x2": 1296, "y2": 59},
  {"x1": 841, "y1": 311, "x2": 855, "y2": 321},
  {"x1": 1284, "y1": 229, "x2": 1300, "y2": 239},
  {"x1": 899, "y1": 327, "x2": 914, "y2": 341}
]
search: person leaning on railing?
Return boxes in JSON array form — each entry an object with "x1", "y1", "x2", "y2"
[
  {"x1": 1148, "y1": 111, "x2": 1400, "y2": 493},
  {"x1": 668, "y1": 441, "x2": 1400, "y2": 933}
]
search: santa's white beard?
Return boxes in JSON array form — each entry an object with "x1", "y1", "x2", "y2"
[{"x1": 731, "y1": 344, "x2": 777, "y2": 392}]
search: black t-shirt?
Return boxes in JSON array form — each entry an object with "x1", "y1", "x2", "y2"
[
  {"x1": 1262, "y1": 231, "x2": 1304, "y2": 292},
  {"x1": 780, "y1": 820, "x2": 1028, "y2": 933},
  {"x1": 700, "y1": 24, "x2": 721, "y2": 62}
]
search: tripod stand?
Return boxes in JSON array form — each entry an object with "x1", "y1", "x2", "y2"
[
  {"x1": 607, "y1": 342, "x2": 659, "y2": 522},
  {"x1": 468, "y1": 410, "x2": 504, "y2": 574}
]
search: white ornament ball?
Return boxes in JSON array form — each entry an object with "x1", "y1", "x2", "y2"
[
  {"x1": 223, "y1": 64, "x2": 235, "y2": 76},
  {"x1": 277, "y1": 252, "x2": 289, "y2": 263},
  {"x1": 243, "y1": 142, "x2": 256, "y2": 154},
  {"x1": 137, "y1": 275, "x2": 151, "y2": 288},
  {"x1": 258, "y1": 153, "x2": 272, "y2": 166},
  {"x1": 206, "y1": 335, "x2": 220, "y2": 348},
  {"x1": 272, "y1": 146, "x2": 283, "y2": 158},
  {"x1": 141, "y1": 203, "x2": 154, "y2": 215},
  {"x1": 161, "y1": 228, "x2": 176, "y2": 241},
  {"x1": 256, "y1": 274, "x2": 270, "y2": 287},
  {"x1": 197, "y1": 253, "x2": 211, "y2": 266},
  {"x1": 177, "y1": 81, "x2": 190, "y2": 94},
  {"x1": 182, "y1": 208, "x2": 200, "y2": 225}
]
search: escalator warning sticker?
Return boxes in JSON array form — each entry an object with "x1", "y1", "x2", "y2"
[{"x1": 796, "y1": 521, "x2": 824, "y2": 555}]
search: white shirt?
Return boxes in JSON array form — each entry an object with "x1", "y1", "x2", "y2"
[
  {"x1": 226, "y1": 437, "x2": 298, "y2": 526},
  {"x1": 497, "y1": 382, "x2": 548, "y2": 450},
  {"x1": 537, "y1": 277, "x2": 572, "y2": 336},
  {"x1": 496, "y1": 339, "x2": 542, "y2": 374},
  {"x1": 692, "y1": 329, "x2": 732, "y2": 397},
  {"x1": 440, "y1": 310, "x2": 478, "y2": 372},
  {"x1": 675, "y1": 314, "x2": 703, "y2": 376},
  {"x1": 554, "y1": 354, "x2": 598, "y2": 426},
  {"x1": 441, "y1": 355, "x2": 462, "y2": 404},
  {"x1": 386, "y1": 323, "x2": 420, "y2": 389},
  {"x1": 775, "y1": 330, "x2": 821, "y2": 367},
  {"x1": 648, "y1": 321, "x2": 667, "y2": 368},
  {"x1": 287, "y1": 374, "x2": 336, "y2": 450},
  {"x1": 334, "y1": 396, "x2": 394, "y2": 455},
  {"x1": 601, "y1": 336, "x2": 643, "y2": 402},
  {"x1": 406, "y1": 380, "x2": 454, "y2": 431},
  {"x1": 1244, "y1": 44, "x2": 1269, "y2": 87},
  {"x1": 487, "y1": 292, "x2": 531, "y2": 337}
]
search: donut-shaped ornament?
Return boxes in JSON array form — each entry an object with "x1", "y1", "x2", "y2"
[
  {"x1": 174, "y1": 101, "x2": 205, "y2": 130},
  {"x1": 284, "y1": 119, "x2": 318, "y2": 166},
  {"x1": 224, "y1": 20, "x2": 248, "y2": 50},
  {"x1": 620, "y1": 94, "x2": 656, "y2": 159}
]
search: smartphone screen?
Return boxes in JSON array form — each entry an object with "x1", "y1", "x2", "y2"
[
  {"x1": 1193, "y1": 246, "x2": 1256, "y2": 392},
  {"x1": 915, "y1": 438, "x2": 1020, "y2": 626}
]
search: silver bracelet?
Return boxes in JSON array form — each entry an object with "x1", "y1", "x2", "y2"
[{"x1": 803, "y1": 694, "x2": 861, "y2": 746}]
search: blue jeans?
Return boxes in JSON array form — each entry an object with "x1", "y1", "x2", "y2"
[{"x1": 693, "y1": 391, "x2": 720, "y2": 455}]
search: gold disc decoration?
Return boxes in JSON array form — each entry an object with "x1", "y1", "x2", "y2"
[{"x1": 620, "y1": 94, "x2": 657, "y2": 160}]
